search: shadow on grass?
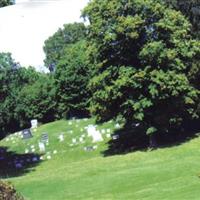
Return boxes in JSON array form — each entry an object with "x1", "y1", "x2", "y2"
[
  {"x1": 0, "y1": 147, "x2": 43, "y2": 179},
  {"x1": 103, "y1": 120, "x2": 200, "y2": 156}
]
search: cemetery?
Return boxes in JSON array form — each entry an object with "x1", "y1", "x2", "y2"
[
  {"x1": 0, "y1": 118, "x2": 199, "y2": 199},
  {"x1": 1, "y1": 0, "x2": 200, "y2": 199}
]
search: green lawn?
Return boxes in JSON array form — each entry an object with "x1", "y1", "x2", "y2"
[{"x1": 0, "y1": 118, "x2": 200, "y2": 200}]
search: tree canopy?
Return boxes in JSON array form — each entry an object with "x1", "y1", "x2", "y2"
[
  {"x1": 164, "y1": 0, "x2": 200, "y2": 35},
  {"x1": 43, "y1": 23, "x2": 87, "y2": 71},
  {"x1": 55, "y1": 40, "x2": 91, "y2": 118},
  {"x1": 0, "y1": 53, "x2": 56, "y2": 137},
  {"x1": 83, "y1": 0, "x2": 200, "y2": 145}
]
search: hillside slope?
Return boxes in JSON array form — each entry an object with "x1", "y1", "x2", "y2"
[{"x1": 0, "y1": 118, "x2": 200, "y2": 200}]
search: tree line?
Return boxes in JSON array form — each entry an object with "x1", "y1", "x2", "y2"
[{"x1": 1, "y1": 0, "x2": 200, "y2": 146}]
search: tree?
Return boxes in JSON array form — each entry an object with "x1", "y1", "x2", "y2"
[
  {"x1": 54, "y1": 40, "x2": 91, "y2": 118},
  {"x1": 16, "y1": 74, "x2": 56, "y2": 126},
  {"x1": 43, "y1": 23, "x2": 87, "y2": 71},
  {"x1": 164, "y1": 0, "x2": 200, "y2": 36},
  {"x1": 0, "y1": 53, "x2": 42, "y2": 137},
  {"x1": 83, "y1": 0, "x2": 200, "y2": 146},
  {"x1": 0, "y1": 0, "x2": 14, "y2": 7}
]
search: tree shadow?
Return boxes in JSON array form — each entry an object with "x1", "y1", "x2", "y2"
[
  {"x1": 0, "y1": 147, "x2": 43, "y2": 179},
  {"x1": 103, "y1": 126, "x2": 149, "y2": 156},
  {"x1": 103, "y1": 120, "x2": 200, "y2": 156}
]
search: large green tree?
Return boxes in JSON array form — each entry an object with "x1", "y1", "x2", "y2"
[
  {"x1": 0, "y1": 53, "x2": 40, "y2": 136},
  {"x1": 55, "y1": 40, "x2": 91, "y2": 118},
  {"x1": 16, "y1": 74, "x2": 56, "y2": 126},
  {"x1": 83, "y1": 0, "x2": 200, "y2": 146},
  {"x1": 43, "y1": 23, "x2": 87, "y2": 71}
]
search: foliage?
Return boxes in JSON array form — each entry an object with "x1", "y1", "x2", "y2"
[
  {"x1": 43, "y1": 23, "x2": 87, "y2": 71},
  {"x1": 0, "y1": 53, "x2": 35, "y2": 135},
  {"x1": 0, "y1": 0, "x2": 13, "y2": 7},
  {"x1": 164, "y1": 0, "x2": 200, "y2": 35},
  {"x1": 0, "y1": 181, "x2": 24, "y2": 200},
  {"x1": 16, "y1": 74, "x2": 56, "y2": 126},
  {"x1": 83, "y1": 0, "x2": 200, "y2": 141},
  {"x1": 0, "y1": 56, "x2": 57, "y2": 137},
  {"x1": 54, "y1": 40, "x2": 91, "y2": 118}
]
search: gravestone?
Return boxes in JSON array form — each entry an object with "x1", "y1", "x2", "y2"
[
  {"x1": 106, "y1": 133, "x2": 111, "y2": 138},
  {"x1": 101, "y1": 129, "x2": 106, "y2": 134},
  {"x1": 115, "y1": 123, "x2": 121, "y2": 129},
  {"x1": 31, "y1": 119, "x2": 38, "y2": 129},
  {"x1": 72, "y1": 138, "x2": 76, "y2": 143},
  {"x1": 38, "y1": 142, "x2": 45, "y2": 152},
  {"x1": 25, "y1": 149, "x2": 29, "y2": 154},
  {"x1": 41, "y1": 133, "x2": 49, "y2": 143},
  {"x1": 53, "y1": 150, "x2": 57, "y2": 154},
  {"x1": 84, "y1": 146, "x2": 94, "y2": 151},
  {"x1": 112, "y1": 135, "x2": 119, "y2": 140},
  {"x1": 87, "y1": 125, "x2": 103, "y2": 142},
  {"x1": 22, "y1": 129, "x2": 33, "y2": 139},
  {"x1": 58, "y1": 134, "x2": 64, "y2": 142}
]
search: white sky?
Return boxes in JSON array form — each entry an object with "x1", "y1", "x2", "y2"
[{"x1": 0, "y1": 0, "x2": 89, "y2": 70}]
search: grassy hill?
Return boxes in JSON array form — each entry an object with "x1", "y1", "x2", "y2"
[{"x1": 0, "y1": 118, "x2": 200, "y2": 200}]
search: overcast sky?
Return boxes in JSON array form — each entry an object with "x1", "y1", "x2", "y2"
[{"x1": 0, "y1": 0, "x2": 89, "y2": 70}]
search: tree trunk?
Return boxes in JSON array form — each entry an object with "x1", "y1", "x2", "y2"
[{"x1": 149, "y1": 134, "x2": 157, "y2": 149}]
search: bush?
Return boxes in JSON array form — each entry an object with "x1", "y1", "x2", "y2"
[{"x1": 0, "y1": 181, "x2": 24, "y2": 200}]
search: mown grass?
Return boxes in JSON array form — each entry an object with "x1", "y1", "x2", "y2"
[{"x1": 0, "y1": 118, "x2": 200, "y2": 200}]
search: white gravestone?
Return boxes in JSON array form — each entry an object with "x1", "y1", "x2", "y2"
[
  {"x1": 115, "y1": 123, "x2": 121, "y2": 129},
  {"x1": 87, "y1": 125, "x2": 103, "y2": 143},
  {"x1": 31, "y1": 119, "x2": 38, "y2": 129},
  {"x1": 79, "y1": 137, "x2": 84, "y2": 143},
  {"x1": 112, "y1": 135, "x2": 119, "y2": 140},
  {"x1": 53, "y1": 150, "x2": 57, "y2": 154},
  {"x1": 58, "y1": 134, "x2": 64, "y2": 142},
  {"x1": 72, "y1": 138, "x2": 76, "y2": 143},
  {"x1": 25, "y1": 149, "x2": 29, "y2": 154},
  {"x1": 38, "y1": 142, "x2": 45, "y2": 152},
  {"x1": 106, "y1": 133, "x2": 111, "y2": 138},
  {"x1": 106, "y1": 129, "x2": 111, "y2": 133}
]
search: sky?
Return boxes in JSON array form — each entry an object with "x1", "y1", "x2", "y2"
[{"x1": 0, "y1": 0, "x2": 89, "y2": 71}]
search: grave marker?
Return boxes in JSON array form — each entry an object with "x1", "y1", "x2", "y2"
[
  {"x1": 22, "y1": 129, "x2": 33, "y2": 140},
  {"x1": 25, "y1": 149, "x2": 29, "y2": 154},
  {"x1": 112, "y1": 135, "x2": 119, "y2": 140},
  {"x1": 53, "y1": 150, "x2": 57, "y2": 154},
  {"x1": 115, "y1": 123, "x2": 121, "y2": 129},
  {"x1": 41, "y1": 133, "x2": 49, "y2": 143},
  {"x1": 106, "y1": 133, "x2": 111, "y2": 138},
  {"x1": 31, "y1": 119, "x2": 38, "y2": 129},
  {"x1": 84, "y1": 146, "x2": 94, "y2": 151},
  {"x1": 87, "y1": 125, "x2": 103, "y2": 142},
  {"x1": 38, "y1": 142, "x2": 45, "y2": 152},
  {"x1": 72, "y1": 138, "x2": 76, "y2": 143},
  {"x1": 58, "y1": 134, "x2": 64, "y2": 142}
]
